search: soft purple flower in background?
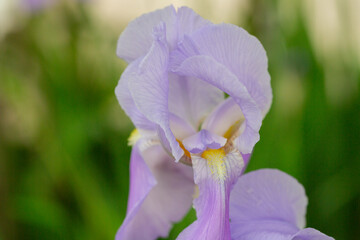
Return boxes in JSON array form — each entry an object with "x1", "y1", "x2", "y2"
[
  {"x1": 115, "y1": 5, "x2": 272, "y2": 240},
  {"x1": 22, "y1": 0, "x2": 54, "y2": 11},
  {"x1": 228, "y1": 169, "x2": 334, "y2": 240}
]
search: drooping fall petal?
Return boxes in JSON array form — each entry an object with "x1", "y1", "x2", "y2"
[
  {"x1": 229, "y1": 169, "x2": 334, "y2": 240},
  {"x1": 177, "y1": 149, "x2": 244, "y2": 240},
  {"x1": 117, "y1": 144, "x2": 194, "y2": 240}
]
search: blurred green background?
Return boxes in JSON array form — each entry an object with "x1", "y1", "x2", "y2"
[{"x1": 0, "y1": 0, "x2": 359, "y2": 239}]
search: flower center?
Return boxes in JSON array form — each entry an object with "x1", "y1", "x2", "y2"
[
  {"x1": 223, "y1": 119, "x2": 243, "y2": 139},
  {"x1": 201, "y1": 148, "x2": 227, "y2": 182},
  {"x1": 177, "y1": 140, "x2": 191, "y2": 158}
]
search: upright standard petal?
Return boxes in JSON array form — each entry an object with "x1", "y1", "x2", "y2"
[
  {"x1": 168, "y1": 74, "x2": 224, "y2": 130},
  {"x1": 172, "y1": 55, "x2": 262, "y2": 154},
  {"x1": 116, "y1": 5, "x2": 177, "y2": 62},
  {"x1": 168, "y1": 7, "x2": 221, "y2": 129},
  {"x1": 177, "y1": 23, "x2": 272, "y2": 116},
  {"x1": 175, "y1": 6, "x2": 211, "y2": 42},
  {"x1": 201, "y1": 97, "x2": 244, "y2": 138},
  {"x1": 177, "y1": 149, "x2": 244, "y2": 240},
  {"x1": 169, "y1": 113, "x2": 196, "y2": 141},
  {"x1": 127, "y1": 22, "x2": 183, "y2": 160},
  {"x1": 117, "y1": 5, "x2": 211, "y2": 63},
  {"x1": 229, "y1": 169, "x2": 334, "y2": 240},
  {"x1": 115, "y1": 59, "x2": 156, "y2": 130},
  {"x1": 117, "y1": 145, "x2": 194, "y2": 240}
]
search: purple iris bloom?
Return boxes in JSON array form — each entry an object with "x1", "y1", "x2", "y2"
[
  {"x1": 228, "y1": 169, "x2": 334, "y2": 240},
  {"x1": 115, "y1": 5, "x2": 272, "y2": 240}
]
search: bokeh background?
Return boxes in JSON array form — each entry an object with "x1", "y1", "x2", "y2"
[{"x1": 1, "y1": 0, "x2": 359, "y2": 239}]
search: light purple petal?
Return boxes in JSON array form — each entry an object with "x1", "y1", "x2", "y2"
[
  {"x1": 229, "y1": 169, "x2": 335, "y2": 240},
  {"x1": 116, "y1": 143, "x2": 156, "y2": 239},
  {"x1": 115, "y1": 59, "x2": 156, "y2": 130},
  {"x1": 126, "y1": 143, "x2": 156, "y2": 210},
  {"x1": 182, "y1": 129, "x2": 227, "y2": 154},
  {"x1": 174, "y1": 23, "x2": 272, "y2": 116},
  {"x1": 177, "y1": 149, "x2": 244, "y2": 240},
  {"x1": 230, "y1": 169, "x2": 308, "y2": 230},
  {"x1": 117, "y1": 6, "x2": 210, "y2": 63},
  {"x1": 168, "y1": 73, "x2": 224, "y2": 130},
  {"x1": 230, "y1": 226, "x2": 334, "y2": 240},
  {"x1": 242, "y1": 233, "x2": 290, "y2": 240},
  {"x1": 127, "y1": 22, "x2": 183, "y2": 160},
  {"x1": 229, "y1": 169, "x2": 309, "y2": 240},
  {"x1": 117, "y1": 145, "x2": 194, "y2": 240},
  {"x1": 169, "y1": 113, "x2": 196, "y2": 141},
  {"x1": 168, "y1": 8, "x2": 221, "y2": 129},
  {"x1": 241, "y1": 153, "x2": 251, "y2": 174},
  {"x1": 116, "y1": 6, "x2": 177, "y2": 63},
  {"x1": 172, "y1": 55, "x2": 262, "y2": 154},
  {"x1": 230, "y1": 220, "x2": 298, "y2": 240},
  {"x1": 202, "y1": 97, "x2": 244, "y2": 137},
  {"x1": 175, "y1": 6, "x2": 211, "y2": 42},
  {"x1": 292, "y1": 228, "x2": 334, "y2": 240},
  {"x1": 233, "y1": 230, "x2": 293, "y2": 240}
]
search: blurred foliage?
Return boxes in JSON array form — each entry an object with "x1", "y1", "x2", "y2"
[{"x1": 0, "y1": 0, "x2": 359, "y2": 240}]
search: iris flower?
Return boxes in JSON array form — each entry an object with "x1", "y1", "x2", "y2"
[
  {"x1": 115, "y1": 5, "x2": 272, "y2": 240},
  {"x1": 228, "y1": 169, "x2": 334, "y2": 240}
]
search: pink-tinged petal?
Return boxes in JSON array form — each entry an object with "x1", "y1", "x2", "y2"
[
  {"x1": 168, "y1": 73, "x2": 224, "y2": 130},
  {"x1": 176, "y1": 23, "x2": 272, "y2": 116},
  {"x1": 182, "y1": 129, "x2": 227, "y2": 154},
  {"x1": 230, "y1": 169, "x2": 308, "y2": 230},
  {"x1": 291, "y1": 228, "x2": 334, "y2": 240},
  {"x1": 116, "y1": 6, "x2": 177, "y2": 63},
  {"x1": 202, "y1": 98, "x2": 244, "y2": 137},
  {"x1": 127, "y1": 22, "x2": 183, "y2": 160},
  {"x1": 172, "y1": 55, "x2": 262, "y2": 154},
  {"x1": 117, "y1": 145, "x2": 194, "y2": 240},
  {"x1": 177, "y1": 149, "x2": 244, "y2": 240},
  {"x1": 115, "y1": 59, "x2": 156, "y2": 130}
]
